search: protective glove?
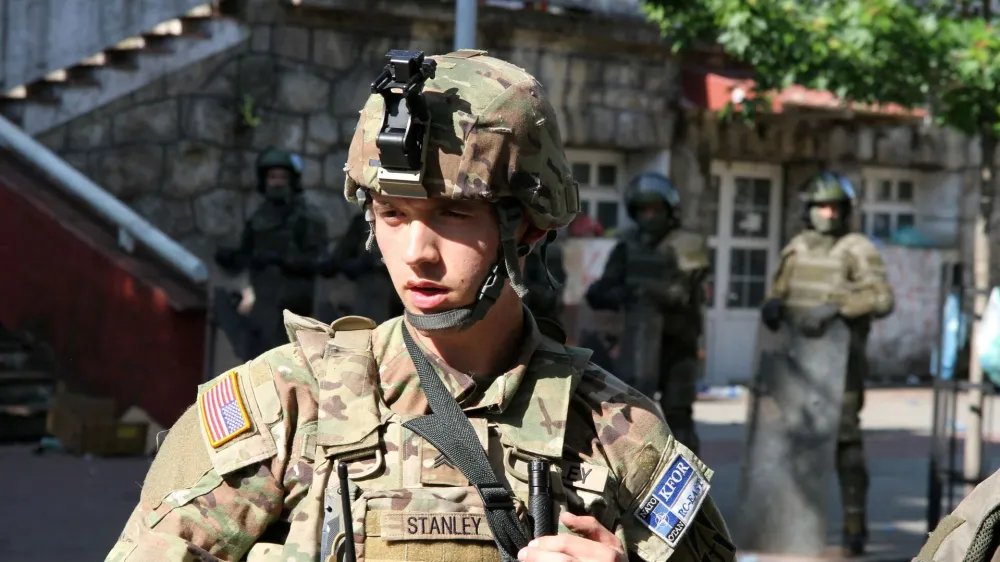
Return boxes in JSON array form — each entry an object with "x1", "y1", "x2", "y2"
[
  {"x1": 799, "y1": 302, "x2": 841, "y2": 338},
  {"x1": 760, "y1": 298, "x2": 783, "y2": 332}
]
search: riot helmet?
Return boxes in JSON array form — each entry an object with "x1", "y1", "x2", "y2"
[
  {"x1": 344, "y1": 49, "x2": 579, "y2": 333},
  {"x1": 800, "y1": 171, "x2": 856, "y2": 234},
  {"x1": 624, "y1": 172, "x2": 681, "y2": 241},
  {"x1": 256, "y1": 147, "x2": 303, "y2": 200}
]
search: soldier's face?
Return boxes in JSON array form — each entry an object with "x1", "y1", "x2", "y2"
[
  {"x1": 816, "y1": 203, "x2": 837, "y2": 219},
  {"x1": 266, "y1": 168, "x2": 290, "y2": 190},
  {"x1": 370, "y1": 194, "x2": 502, "y2": 314},
  {"x1": 638, "y1": 201, "x2": 667, "y2": 220}
]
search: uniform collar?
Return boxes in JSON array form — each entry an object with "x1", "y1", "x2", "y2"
[{"x1": 373, "y1": 308, "x2": 543, "y2": 415}]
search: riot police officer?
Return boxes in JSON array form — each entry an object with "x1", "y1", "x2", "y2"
[
  {"x1": 214, "y1": 147, "x2": 328, "y2": 359},
  {"x1": 585, "y1": 173, "x2": 710, "y2": 455},
  {"x1": 760, "y1": 171, "x2": 894, "y2": 556}
]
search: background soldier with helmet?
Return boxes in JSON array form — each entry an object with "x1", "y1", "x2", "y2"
[
  {"x1": 585, "y1": 172, "x2": 710, "y2": 455},
  {"x1": 213, "y1": 147, "x2": 328, "y2": 360},
  {"x1": 753, "y1": 171, "x2": 895, "y2": 556}
]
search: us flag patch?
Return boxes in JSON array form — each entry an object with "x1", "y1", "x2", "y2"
[{"x1": 199, "y1": 372, "x2": 251, "y2": 448}]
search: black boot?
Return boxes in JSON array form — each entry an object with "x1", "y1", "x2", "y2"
[{"x1": 842, "y1": 511, "x2": 867, "y2": 557}]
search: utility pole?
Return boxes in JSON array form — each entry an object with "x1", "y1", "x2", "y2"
[
  {"x1": 963, "y1": 0, "x2": 996, "y2": 498},
  {"x1": 965, "y1": 158, "x2": 995, "y2": 496},
  {"x1": 454, "y1": 0, "x2": 478, "y2": 51}
]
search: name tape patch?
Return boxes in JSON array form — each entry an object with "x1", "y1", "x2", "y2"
[
  {"x1": 562, "y1": 461, "x2": 609, "y2": 493},
  {"x1": 633, "y1": 453, "x2": 710, "y2": 548},
  {"x1": 380, "y1": 512, "x2": 493, "y2": 541},
  {"x1": 199, "y1": 372, "x2": 252, "y2": 448}
]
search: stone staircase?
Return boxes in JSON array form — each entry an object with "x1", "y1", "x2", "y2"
[
  {"x1": 0, "y1": 1, "x2": 248, "y2": 136},
  {"x1": 0, "y1": 324, "x2": 57, "y2": 443}
]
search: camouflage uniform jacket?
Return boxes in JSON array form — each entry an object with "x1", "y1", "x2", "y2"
[
  {"x1": 106, "y1": 312, "x2": 733, "y2": 562},
  {"x1": 913, "y1": 466, "x2": 1000, "y2": 562}
]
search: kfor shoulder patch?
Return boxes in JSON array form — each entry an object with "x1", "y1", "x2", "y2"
[
  {"x1": 199, "y1": 371, "x2": 252, "y2": 448},
  {"x1": 633, "y1": 452, "x2": 711, "y2": 548}
]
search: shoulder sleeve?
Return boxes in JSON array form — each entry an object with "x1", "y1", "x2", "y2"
[
  {"x1": 667, "y1": 231, "x2": 710, "y2": 273},
  {"x1": 839, "y1": 234, "x2": 894, "y2": 319},
  {"x1": 766, "y1": 238, "x2": 801, "y2": 301},
  {"x1": 573, "y1": 365, "x2": 735, "y2": 562},
  {"x1": 104, "y1": 345, "x2": 321, "y2": 561},
  {"x1": 915, "y1": 468, "x2": 1000, "y2": 561}
]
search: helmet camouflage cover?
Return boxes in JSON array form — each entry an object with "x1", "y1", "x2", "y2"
[
  {"x1": 344, "y1": 50, "x2": 580, "y2": 231},
  {"x1": 801, "y1": 171, "x2": 856, "y2": 205}
]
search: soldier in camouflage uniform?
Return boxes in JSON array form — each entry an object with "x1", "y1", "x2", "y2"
[
  {"x1": 585, "y1": 173, "x2": 709, "y2": 455},
  {"x1": 759, "y1": 172, "x2": 894, "y2": 556},
  {"x1": 106, "y1": 50, "x2": 733, "y2": 562},
  {"x1": 215, "y1": 148, "x2": 329, "y2": 359}
]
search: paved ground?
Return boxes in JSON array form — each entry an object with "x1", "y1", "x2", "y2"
[
  {"x1": 696, "y1": 387, "x2": 1000, "y2": 561},
  {"x1": 2, "y1": 387, "x2": 1000, "y2": 562}
]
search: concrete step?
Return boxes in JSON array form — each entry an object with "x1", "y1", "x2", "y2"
[{"x1": 7, "y1": 16, "x2": 248, "y2": 134}]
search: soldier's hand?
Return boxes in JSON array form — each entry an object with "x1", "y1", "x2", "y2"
[
  {"x1": 799, "y1": 302, "x2": 841, "y2": 337},
  {"x1": 518, "y1": 513, "x2": 625, "y2": 562},
  {"x1": 761, "y1": 298, "x2": 783, "y2": 332}
]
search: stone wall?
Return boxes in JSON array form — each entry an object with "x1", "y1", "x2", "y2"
[
  {"x1": 671, "y1": 110, "x2": 978, "y2": 246},
  {"x1": 31, "y1": 0, "x2": 680, "y2": 279}
]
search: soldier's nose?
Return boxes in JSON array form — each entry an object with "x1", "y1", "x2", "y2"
[{"x1": 403, "y1": 221, "x2": 440, "y2": 266}]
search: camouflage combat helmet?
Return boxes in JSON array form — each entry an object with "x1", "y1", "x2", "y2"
[
  {"x1": 799, "y1": 171, "x2": 856, "y2": 233},
  {"x1": 256, "y1": 147, "x2": 303, "y2": 193},
  {"x1": 345, "y1": 49, "x2": 580, "y2": 332}
]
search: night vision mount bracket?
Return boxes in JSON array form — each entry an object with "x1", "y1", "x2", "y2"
[{"x1": 371, "y1": 49, "x2": 437, "y2": 198}]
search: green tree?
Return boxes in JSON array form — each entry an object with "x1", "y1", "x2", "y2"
[{"x1": 641, "y1": 0, "x2": 1000, "y2": 512}]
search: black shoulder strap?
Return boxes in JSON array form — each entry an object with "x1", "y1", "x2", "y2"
[{"x1": 399, "y1": 325, "x2": 531, "y2": 562}]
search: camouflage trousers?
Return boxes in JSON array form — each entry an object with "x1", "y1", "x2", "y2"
[
  {"x1": 837, "y1": 368, "x2": 868, "y2": 537},
  {"x1": 659, "y1": 350, "x2": 700, "y2": 456}
]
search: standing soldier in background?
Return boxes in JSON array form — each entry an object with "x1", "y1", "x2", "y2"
[
  {"x1": 585, "y1": 173, "x2": 710, "y2": 454},
  {"x1": 214, "y1": 147, "x2": 328, "y2": 360},
  {"x1": 755, "y1": 172, "x2": 894, "y2": 556}
]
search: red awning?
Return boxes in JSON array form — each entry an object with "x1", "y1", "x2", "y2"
[{"x1": 682, "y1": 71, "x2": 926, "y2": 118}]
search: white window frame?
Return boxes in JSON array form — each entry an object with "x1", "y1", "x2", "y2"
[
  {"x1": 564, "y1": 149, "x2": 629, "y2": 232},
  {"x1": 860, "y1": 167, "x2": 921, "y2": 241}
]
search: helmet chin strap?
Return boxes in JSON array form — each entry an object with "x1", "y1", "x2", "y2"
[{"x1": 406, "y1": 200, "x2": 532, "y2": 333}]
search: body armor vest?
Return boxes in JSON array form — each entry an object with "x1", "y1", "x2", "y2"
[
  {"x1": 781, "y1": 232, "x2": 864, "y2": 311},
  {"x1": 244, "y1": 317, "x2": 600, "y2": 562}
]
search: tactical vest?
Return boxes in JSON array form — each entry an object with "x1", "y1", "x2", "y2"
[
  {"x1": 247, "y1": 200, "x2": 317, "y2": 308},
  {"x1": 244, "y1": 315, "x2": 598, "y2": 562},
  {"x1": 780, "y1": 233, "x2": 867, "y2": 311},
  {"x1": 623, "y1": 228, "x2": 708, "y2": 340}
]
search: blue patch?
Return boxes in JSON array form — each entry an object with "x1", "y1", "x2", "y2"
[{"x1": 633, "y1": 453, "x2": 711, "y2": 547}]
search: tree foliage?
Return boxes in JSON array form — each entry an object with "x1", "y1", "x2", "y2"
[{"x1": 641, "y1": 0, "x2": 1000, "y2": 137}]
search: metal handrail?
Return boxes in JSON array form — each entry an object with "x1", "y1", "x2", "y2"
[{"x1": 0, "y1": 114, "x2": 208, "y2": 284}]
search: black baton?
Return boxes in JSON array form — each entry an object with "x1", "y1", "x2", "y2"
[
  {"x1": 339, "y1": 462, "x2": 357, "y2": 562},
  {"x1": 528, "y1": 459, "x2": 553, "y2": 538}
]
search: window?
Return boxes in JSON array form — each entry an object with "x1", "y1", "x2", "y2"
[
  {"x1": 859, "y1": 169, "x2": 920, "y2": 242},
  {"x1": 565, "y1": 149, "x2": 628, "y2": 232},
  {"x1": 727, "y1": 248, "x2": 769, "y2": 308}
]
